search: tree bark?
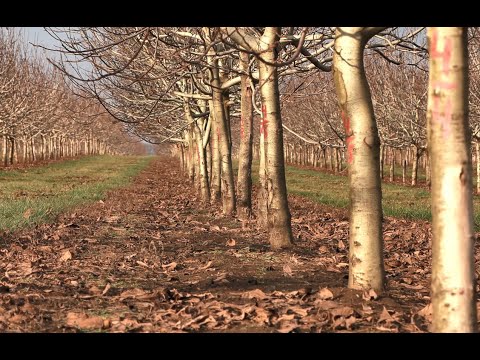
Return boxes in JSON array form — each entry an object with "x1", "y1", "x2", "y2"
[
  {"x1": 333, "y1": 27, "x2": 384, "y2": 292},
  {"x1": 411, "y1": 145, "x2": 419, "y2": 186},
  {"x1": 476, "y1": 142, "x2": 480, "y2": 194},
  {"x1": 209, "y1": 106, "x2": 222, "y2": 204},
  {"x1": 237, "y1": 52, "x2": 254, "y2": 220},
  {"x1": 389, "y1": 147, "x2": 395, "y2": 182},
  {"x1": 258, "y1": 27, "x2": 294, "y2": 248},
  {"x1": 427, "y1": 27, "x2": 477, "y2": 332},
  {"x1": 207, "y1": 45, "x2": 236, "y2": 215}
]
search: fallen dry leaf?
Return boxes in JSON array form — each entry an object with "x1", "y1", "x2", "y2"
[
  {"x1": 226, "y1": 239, "x2": 236, "y2": 247},
  {"x1": 283, "y1": 264, "x2": 293, "y2": 277},
  {"x1": 317, "y1": 288, "x2": 334, "y2": 300},
  {"x1": 102, "y1": 283, "x2": 111, "y2": 296},
  {"x1": 242, "y1": 289, "x2": 267, "y2": 300},
  {"x1": 338, "y1": 239, "x2": 346, "y2": 250},
  {"x1": 66, "y1": 312, "x2": 107, "y2": 330},
  {"x1": 120, "y1": 288, "x2": 148, "y2": 301},
  {"x1": 378, "y1": 307, "x2": 395, "y2": 324},
  {"x1": 330, "y1": 306, "x2": 354, "y2": 318},
  {"x1": 362, "y1": 288, "x2": 378, "y2": 301},
  {"x1": 200, "y1": 261, "x2": 213, "y2": 270},
  {"x1": 417, "y1": 303, "x2": 432, "y2": 322},
  {"x1": 59, "y1": 250, "x2": 72, "y2": 263},
  {"x1": 23, "y1": 208, "x2": 32, "y2": 219},
  {"x1": 162, "y1": 262, "x2": 177, "y2": 271}
]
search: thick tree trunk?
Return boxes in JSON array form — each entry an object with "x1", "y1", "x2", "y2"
[
  {"x1": 333, "y1": 27, "x2": 384, "y2": 292},
  {"x1": 427, "y1": 27, "x2": 477, "y2": 332},
  {"x1": 258, "y1": 27, "x2": 294, "y2": 249},
  {"x1": 237, "y1": 52, "x2": 254, "y2": 220}
]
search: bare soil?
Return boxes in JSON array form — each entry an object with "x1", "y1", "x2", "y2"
[{"x1": 1, "y1": 156, "x2": 479, "y2": 332}]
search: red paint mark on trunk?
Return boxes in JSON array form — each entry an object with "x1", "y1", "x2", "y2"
[
  {"x1": 341, "y1": 111, "x2": 354, "y2": 164},
  {"x1": 430, "y1": 28, "x2": 453, "y2": 74},
  {"x1": 260, "y1": 104, "x2": 268, "y2": 139},
  {"x1": 432, "y1": 80, "x2": 456, "y2": 90}
]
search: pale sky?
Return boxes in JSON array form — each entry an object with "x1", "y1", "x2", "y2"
[{"x1": 23, "y1": 27, "x2": 59, "y2": 48}]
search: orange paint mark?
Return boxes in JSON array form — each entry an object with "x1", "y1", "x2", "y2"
[
  {"x1": 341, "y1": 111, "x2": 354, "y2": 164},
  {"x1": 430, "y1": 28, "x2": 453, "y2": 74},
  {"x1": 260, "y1": 104, "x2": 268, "y2": 139}
]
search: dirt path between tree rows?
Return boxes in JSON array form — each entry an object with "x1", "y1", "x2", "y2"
[{"x1": 1, "y1": 156, "x2": 479, "y2": 332}]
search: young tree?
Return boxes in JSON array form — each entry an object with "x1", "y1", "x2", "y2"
[
  {"x1": 333, "y1": 27, "x2": 385, "y2": 292},
  {"x1": 427, "y1": 27, "x2": 477, "y2": 333}
]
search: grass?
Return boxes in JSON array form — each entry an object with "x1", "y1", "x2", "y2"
[
  {"x1": 243, "y1": 161, "x2": 480, "y2": 229},
  {"x1": 0, "y1": 155, "x2": 153, "y2": 231}
]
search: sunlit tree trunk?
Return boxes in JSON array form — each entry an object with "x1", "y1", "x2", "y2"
[
  {"x1": 427, "y1": 27, "x2": 477, "y2": 333},
  {"x1": 333, "y1": 27, "x2": 385, "y2": 292},
  {"x1": 2, "y1": 135, "x2": 7, "y2": 166},
  {"x1": 258, "y1": 27, "x2": 294, "y2": 248},
  {"x1": 208, "y1": 51, "x2": 236, "y2": 215},
  {"x1": 237, "y1": 52, "x2": 254, "y2": 220},
  {"x1": 389, "y1": 147, "x2": 395, "y2": 182},
  {"x1": 209, "y1": 105, "x2": 222, "y2": 204},
  {"x1": 380, "y1": 144, "x2": 385, "y2": 179},
  {"x1": 411, "y1": 145, "x2": 419, "y2": 186},
  {"x1": 185, "y1": 102, "x2": 210, "y2": 202},
  {"x1": 476, "y1": 142, "x2": 480, "y2": 194}
]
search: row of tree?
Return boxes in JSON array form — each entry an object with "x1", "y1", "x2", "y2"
[
  {"x1": 45, "y1": 27, "x2": 476, "y2": 332},
  {"x1": 0, "y1": 28, "x2": 146, "y2": 166}
]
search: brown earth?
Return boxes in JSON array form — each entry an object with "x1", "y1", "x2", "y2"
[{"x1": 0, "y1": 156, "x2": 479, "y2": 333}]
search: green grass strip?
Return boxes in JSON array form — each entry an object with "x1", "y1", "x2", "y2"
[{"x1": 0, "y1": 155, "x2": 153, "y2": 231}]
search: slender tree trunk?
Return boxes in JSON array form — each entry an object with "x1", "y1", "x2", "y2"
[
  {"x1": 411, "y1": 145, "x2": 419, "y2": 186},
  {"x1": 237, "y1": 52, "x2": 254, "y2": 220},
  {"x1": 209, "y1": 107, "x2": 222, "y2": 204},
  {"x1": 258, "y1": 27, "x2": 294, "y2": 248},
  {"x1": 476, "y1": 142, "x2": 480, "y2": 194},
  {"x1": 402, "y1": 150, "x2": 407, "y2": 185},
  {"x1": 333, "y1": 27, "x2": 384, "y2": 292},
  {"x1": 389, "y1": 147, "x2": 395, "y2": 182},
  {"x1": 185, "y1": 102, "x2": 210, "y2": 202},
  {"x1": 209, "y1": 55, "x2": 236, "y2": 215},
  {"x1": 380, "y1": 144, "x2": 385, "y2": 179},
  {"x1": 427, "y1": 27, "x2": 477, "y2": 332},
  {"x1": 2, "y1": 135, "x2": 7, "y2": 166},
  {"x1": 425, "y1": 150, "x2": 431, "y2": 187}
]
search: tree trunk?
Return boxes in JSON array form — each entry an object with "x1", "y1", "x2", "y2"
[
  {"x1": 237, "y1": 52, "x2": 254, "y2": 220},
  {"x1": 389, "y1": 147, "x2": 395, "y2": 182},
  {"x1": 333, "y1": 27, "x2": 384, "y2": 292},
  {"x1": 258, "y1": 27, "x2": 294, "y2": 249},
  {"x1": 476, "y1": 142, "x2": 480, "y2": 194},
  {"x1": 411, "y1": 145, "x2": 419, "y2": 186},
  {"x1": 185, "y1": 102, "x2": 210, "y2": 203},
  {"x1": 209, "y1": 53, "x2": 236, "y2": 215},
  {"x1": 427, "y1": 27, "x2": 476, "y2": 332},
  {"x1": 402, "y1": 150, "x2": 407, "y2": 185},
  {"x1": 209, "y1": 106, "x2": 222, "y2": 204},
  {"x1": 380, "y1": 144, "x2": 385, "y2": 179},
  {"x1": 2, "y1": 135, "x2": 7, "y2": 166}
]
